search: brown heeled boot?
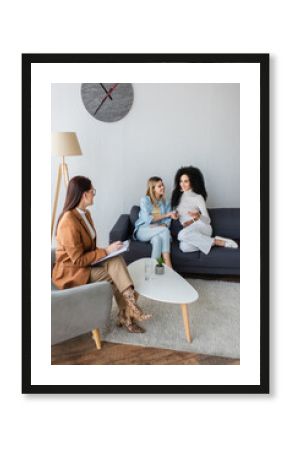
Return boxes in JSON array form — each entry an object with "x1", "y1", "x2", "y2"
[
  {"x1": 123, "y1": 288, "x2": 152, "y2": 322},
  {"x1": 117, "y1": 308, "x2": 145, "y2": 333}
]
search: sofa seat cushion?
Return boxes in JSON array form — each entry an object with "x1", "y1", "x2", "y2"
[
  {"x1": 124, "y1": 240, "x2": 152, "y2": 264},
  {"x1": 171, "y1": 241, "x2": 200, "y2": 271},
  {"x1": 199, "y1": 246, "x2": 240, "y2": 269}
]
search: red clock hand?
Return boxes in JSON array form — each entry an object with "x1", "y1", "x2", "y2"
[
  {"x1": 94, "y1": 83, "x2": 119, "y2": 115},
  {"x1": 100, "y1": 83, "x2": 113, "y2": 100}
]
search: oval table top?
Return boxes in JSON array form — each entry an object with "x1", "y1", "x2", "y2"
[{"x1": 128, "y1": 258, "x2": 199, "y2": 305}]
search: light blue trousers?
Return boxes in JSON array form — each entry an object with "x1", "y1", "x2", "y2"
[{"x1": 136, "y1": 225, "x2": 171, "y2": 259}]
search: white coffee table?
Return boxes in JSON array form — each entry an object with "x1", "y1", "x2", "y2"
[{"x1": 128, "y1": 258, "x2": 199, "y2": 342}]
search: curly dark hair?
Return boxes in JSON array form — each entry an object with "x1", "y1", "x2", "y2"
[{"x1": 171, "y1": 166, "x2": 208, "y2": 209}]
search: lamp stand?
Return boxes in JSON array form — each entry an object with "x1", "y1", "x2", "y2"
[{"x1": 51, "y1": 157, "x2": 69, "y2": 239}]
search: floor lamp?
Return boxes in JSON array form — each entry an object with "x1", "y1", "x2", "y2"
[{"x1": 51, "y1": 132, "x2": 82, "y2": 239}]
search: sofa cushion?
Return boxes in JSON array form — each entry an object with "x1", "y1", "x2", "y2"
[
  {"x1": 123, "y1": 240, "x2": 152, "y2": 265},
  {"x1": 199, "y1": 245, "x2": 240, "y2": 269},
  {"x1": 209, "y1": 208, "x2": 240, "y2": 240},
  {"x1": 171, "y1": 241, "x2": 200, "y2": 270},
  {"x1": 130, "y1": 206, "x2": 140, "y2": 228}
]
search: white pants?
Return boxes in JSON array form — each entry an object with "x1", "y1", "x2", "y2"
[{"x1": 178, "y1": 221, "x2": 214, "y2": 255}]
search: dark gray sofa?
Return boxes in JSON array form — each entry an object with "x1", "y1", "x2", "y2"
[{"x1": 109, "y1": 206, "x2": 240, "y2": 276}]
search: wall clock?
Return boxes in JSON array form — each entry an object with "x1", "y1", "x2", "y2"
[{"x1": 81, "y1": 83, "x2": 134, "y2": 122}]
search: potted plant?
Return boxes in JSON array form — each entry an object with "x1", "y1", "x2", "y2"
[{"x1": 155, "y1": 256, "x2": 165, "y2": 275}]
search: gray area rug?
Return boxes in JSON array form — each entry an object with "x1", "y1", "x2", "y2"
[{"x1": 103, "y1": 279, "x2": 240, "y2": 359}]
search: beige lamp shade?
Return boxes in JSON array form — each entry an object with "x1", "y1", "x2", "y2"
[{"x1": 52, "y1": 132, "x2": 82, "y2": 156}]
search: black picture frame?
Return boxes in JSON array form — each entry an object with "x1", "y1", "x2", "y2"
[{"x1": 22, "y1": 53, "x2": 269, "y2": 394}]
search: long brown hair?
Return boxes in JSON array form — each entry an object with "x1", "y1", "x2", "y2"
[
  {"x1": 55, "y1": 175, "x2": 92, "y2": 234},
  {"x1": 146, "y1": 176, "x2": 164, "y2": 206}
]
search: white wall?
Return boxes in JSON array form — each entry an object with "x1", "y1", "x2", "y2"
[{"x1": 52, "y1": 83, "x2": 239, "y2": 245}]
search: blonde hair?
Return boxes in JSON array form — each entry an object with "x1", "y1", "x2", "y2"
[{"x1": 146, "y1": 176, "x2": 164, "y2": 205}]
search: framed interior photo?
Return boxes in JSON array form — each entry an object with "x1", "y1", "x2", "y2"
[{"x1": 22, "y1": 53, "x2": 269, "y2": 394}]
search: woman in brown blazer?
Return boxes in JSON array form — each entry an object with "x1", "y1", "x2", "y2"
[{"x1": 52, "y1": 175, "x2": 151, "y2": 333}]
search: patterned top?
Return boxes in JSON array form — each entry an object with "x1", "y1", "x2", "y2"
[{"x1": 151, "y1": 204, "x2": 161, "y2": 220}]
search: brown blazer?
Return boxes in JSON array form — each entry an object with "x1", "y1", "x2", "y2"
[{"x1": 52, "y1": 209, "x2": 107, "y2": 289}]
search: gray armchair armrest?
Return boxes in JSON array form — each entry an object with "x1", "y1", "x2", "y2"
[
  {"x1": 109, "y1": 214, "x2": 131, "y2": 243},
  {"x1": 51, "y1": 281, "x2": 112, "y2": 345}
]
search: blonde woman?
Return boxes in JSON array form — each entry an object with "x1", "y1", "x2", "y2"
[{"x1": 133, "y1": 177, "x2": 177, "y2": 268}]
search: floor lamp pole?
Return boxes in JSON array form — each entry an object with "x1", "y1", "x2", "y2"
[
  {"x1": 51, "y1": 157, "x2": 70, "y2": 239},
  {"x1": 61, "y1": 156, "x2": 69, "y2": 187}
]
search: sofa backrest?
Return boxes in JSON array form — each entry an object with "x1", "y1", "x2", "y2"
[
  {"x1": 208, "y1": 208, "x2": 240, "y2": 240},
  {"x1": 130, "y1": 206, "x2": 240, "y2": 240},
  {"x1": 130, "y1": 205, "x2": 141, "y2": 229}
]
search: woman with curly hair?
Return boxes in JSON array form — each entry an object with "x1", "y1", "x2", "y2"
[{"x1": 171, "y1": 166, "x2": 238, "y2": 254}]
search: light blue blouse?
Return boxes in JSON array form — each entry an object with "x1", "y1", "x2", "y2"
[{"x1": 133, "y1": 195, "x2": 172, "y2": 239}]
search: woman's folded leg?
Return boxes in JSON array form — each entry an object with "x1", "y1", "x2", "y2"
[
  {"x1": 178, "y1": 223, "x2": 214, "y2": 255},
  {"x1": 91, "y1": 256, "x2": 151, "y2": 332}
]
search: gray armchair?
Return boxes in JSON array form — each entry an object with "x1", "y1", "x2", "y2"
[{"x1": 51, "y1": 249, "x2": 113, "y2": 349}]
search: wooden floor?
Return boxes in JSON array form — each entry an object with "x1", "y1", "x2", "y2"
[
  {"x1": 52, "y1": 275, "x2": 240, "y2": 365},
  {"x1": 51, "y1": 332, "x2": 240, "y2": 365}
]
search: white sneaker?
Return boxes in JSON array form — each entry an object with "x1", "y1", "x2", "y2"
[{"x1": 215, "y1": 236, "x2": 238, "y2": 249}]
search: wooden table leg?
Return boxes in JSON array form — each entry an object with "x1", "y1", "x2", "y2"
[
  {"x1": 91, "y1": 328, "x2": 102, "y2": 350},
  {"x1": 180, "y1": 304, "x2": 192, "y2": 343}
]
